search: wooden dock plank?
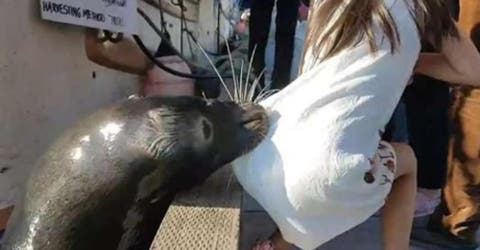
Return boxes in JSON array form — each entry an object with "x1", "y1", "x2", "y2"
[{"x1": 151, "y1": 165, "x2": 242, "y2": 250}]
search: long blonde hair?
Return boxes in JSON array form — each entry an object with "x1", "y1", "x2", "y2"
[{"x1": 300, "y1": 0, "x2": 459, "y2": 71}]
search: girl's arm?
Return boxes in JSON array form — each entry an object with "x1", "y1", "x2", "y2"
[{"x1": 414, "y1": 23, "x2": 480, "y2": 86}]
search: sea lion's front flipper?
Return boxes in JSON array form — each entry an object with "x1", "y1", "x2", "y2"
[{"x1": 116, "y1": 191, "x2": 175, "y2": 250}]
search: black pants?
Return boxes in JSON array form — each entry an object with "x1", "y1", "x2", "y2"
[
  {"x1": 404, "y1": 78, "x2": 451, "y2": 189},
  {"x1": 248, "y1": 0, "x2": 299, "y2": 90},
  {"x1": 402, "y1": 0, "x2": 459, "y2": 190},
  {"x1": 383, "y1": 79, "x2": 450, "y2": 191}
]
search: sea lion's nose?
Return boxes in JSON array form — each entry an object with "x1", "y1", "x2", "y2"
[{"x1": 239, "y1": 104, "x2": 268, "y2": 125}]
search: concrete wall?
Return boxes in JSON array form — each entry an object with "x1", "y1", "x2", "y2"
[
  {"x1": 0, "y1": 0, "x2": 138, "y2": 208},
  {"x1": 0, "y1": 0, "x2": 235, "y2": 209}
]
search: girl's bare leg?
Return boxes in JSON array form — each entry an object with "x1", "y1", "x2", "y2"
[{"x1": 382, "y1": 143, "x2": 418, "y2": 250}]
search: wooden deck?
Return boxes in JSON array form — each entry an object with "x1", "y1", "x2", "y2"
[{"x1": 151, "y1": 166, "x2": 242, "y2": 250}]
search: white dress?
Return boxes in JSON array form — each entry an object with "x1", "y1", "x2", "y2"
[{"x1": 232, "y1": 0, "x2": 421, "y2": 249}]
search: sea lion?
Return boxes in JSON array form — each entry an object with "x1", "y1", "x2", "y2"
[{"x1": 1, "y1": 95, "x2": 269, "y2": 250}]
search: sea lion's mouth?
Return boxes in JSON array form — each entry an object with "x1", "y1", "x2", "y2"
[
  {"x1": 239, "y1": 103, "x2": 269, "y2": 140},
  {"x1": 241, "y1": 105, "x2": 267, "y2": 126}
]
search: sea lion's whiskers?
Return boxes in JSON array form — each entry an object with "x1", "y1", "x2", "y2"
[
  {"x1": 247, "y1": 68, "x2": 266, "y2": 103},
  {"x1": 254, "y1": 92, "x2": 274, "y2": 104},
  {"x1": 254, "y1": 89, "x2": 279, "y2": 104},
  {"x1": 238, "y1": 60, "x2": 245, "y2": 103},
  {"x1": 192, "y1": 38, "x2": 234, "y2": 101},
  {"x1": 201, "y1": 91, "x2": 208, "y2": 101},
  {"x1": 225, "y1": 171, "x2": 235, "y2": 192},
  {"x1": 244, "y1": 45, "x2": 258, "y2": 103},
  {"x1": 224, "y1": 37, "x2": 238, "y2": 103},
  {"x1": 232, "y1": 63, "x2": 239, "y2": 103},
  {"x1": 253, "y1": 85, "x2": 270, "y2": 103}
]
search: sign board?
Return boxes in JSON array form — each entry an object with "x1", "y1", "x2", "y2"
[{"x1": 40, "y1": 0, "x2": 138, "y2": 34}]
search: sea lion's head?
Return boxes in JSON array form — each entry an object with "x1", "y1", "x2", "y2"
[{"x1": 137, "y1": 96, "x2": 269, "y2": 181}]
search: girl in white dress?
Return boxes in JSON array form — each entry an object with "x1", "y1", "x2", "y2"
[{"x1": 232, "y1": 0, "x2": 480, "y2": 249}]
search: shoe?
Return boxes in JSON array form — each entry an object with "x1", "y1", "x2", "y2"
[{"x1": 411, "y1": 215, "x2": 479, "y2": 250}]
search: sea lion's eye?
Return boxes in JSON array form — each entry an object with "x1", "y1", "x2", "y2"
[{"x1": 201, "y1": 118, "x2": 212, "y2": 140}]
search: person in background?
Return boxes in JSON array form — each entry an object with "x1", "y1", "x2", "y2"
[
  {"x1": 412, "y1": 0, "x2": 480, "y2": 249},
  {"x1": 247, "y1": 0, "x2": 300, "y2": 90},
  {"x1": 383, "y1": 51, "x2": 450, "y2": 221},
  {"x1": 406, "y1": 0, "x2": 459, "y2": 220},
  {"x1": 84, "y1": 28, "x2": 224, "y2": 99},
  {"x1": 406, "y1": 51, "x2": 452, "y2": 219},
  {"x1": 84, "y1": 28, "x2": 196, "y2": 98}
]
